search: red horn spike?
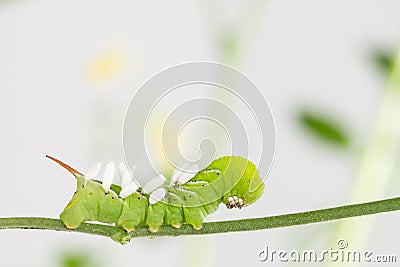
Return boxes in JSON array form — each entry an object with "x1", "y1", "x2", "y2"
[{"x1": 46, "y1": 155, "x2": 83, "y2": 177}]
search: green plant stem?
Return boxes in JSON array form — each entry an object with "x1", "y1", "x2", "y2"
[{"x1": 1, "y1": 197, "x2": 399, "y2": 244}]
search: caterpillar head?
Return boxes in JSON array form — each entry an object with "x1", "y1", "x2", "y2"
[{"x1": 189, "y1": 156, "x2": 265, "y2": 209}]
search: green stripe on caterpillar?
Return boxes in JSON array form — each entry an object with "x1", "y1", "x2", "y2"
[{"x1": 47, "y1": 155, "x2": 265, "y2": 233}]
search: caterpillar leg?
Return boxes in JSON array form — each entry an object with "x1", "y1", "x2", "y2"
[
  {"x1": 146, "y1": 202, "x2": 166, "y2": 233},
  {"x1": 60, "y1": 203, "x2": 87, "y2": 229},
  {"x1": 165, "y1": 205, "x2": 183, "y2": 229},
  {"x1": 117, "y1": 192, "x2": 148, "y2": 232},
  {"x1": 183, "y1": 207, "x2": 205, "y2": 230}
]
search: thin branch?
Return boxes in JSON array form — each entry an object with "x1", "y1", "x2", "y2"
[{"x1": 1, "y1": 197, "x2": 399, "y2": 244}]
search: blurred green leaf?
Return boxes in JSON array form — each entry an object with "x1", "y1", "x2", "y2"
[
  {"x1": 371, "y1": 48, "x2": 395, "y2": 75},
  {"x1": 220, "y1": 31, "x2": 240, "y2": 64},
  {"x1": 60, "y1": 252, "x2": 101, "y2": 267},
  {"x1": 299, "y1": 110, "x2": 350, "y2": 148}
]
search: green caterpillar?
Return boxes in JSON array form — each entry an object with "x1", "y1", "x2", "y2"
[{"x1": 47, "y1": 155, "x2": 264, "y2": 233}]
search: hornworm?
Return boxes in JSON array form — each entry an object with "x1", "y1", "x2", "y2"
[{"x1": 47, "y1": 155, "x2": 265, "y2": 233}]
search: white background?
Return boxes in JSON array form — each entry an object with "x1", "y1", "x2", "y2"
[{"x1": 1, "y1": 1, "x2": 399, "y2": 266}]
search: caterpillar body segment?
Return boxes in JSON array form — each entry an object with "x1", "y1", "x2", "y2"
[{"x1": 47, "y1": 155, "x2": 265, "y2": 233}]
